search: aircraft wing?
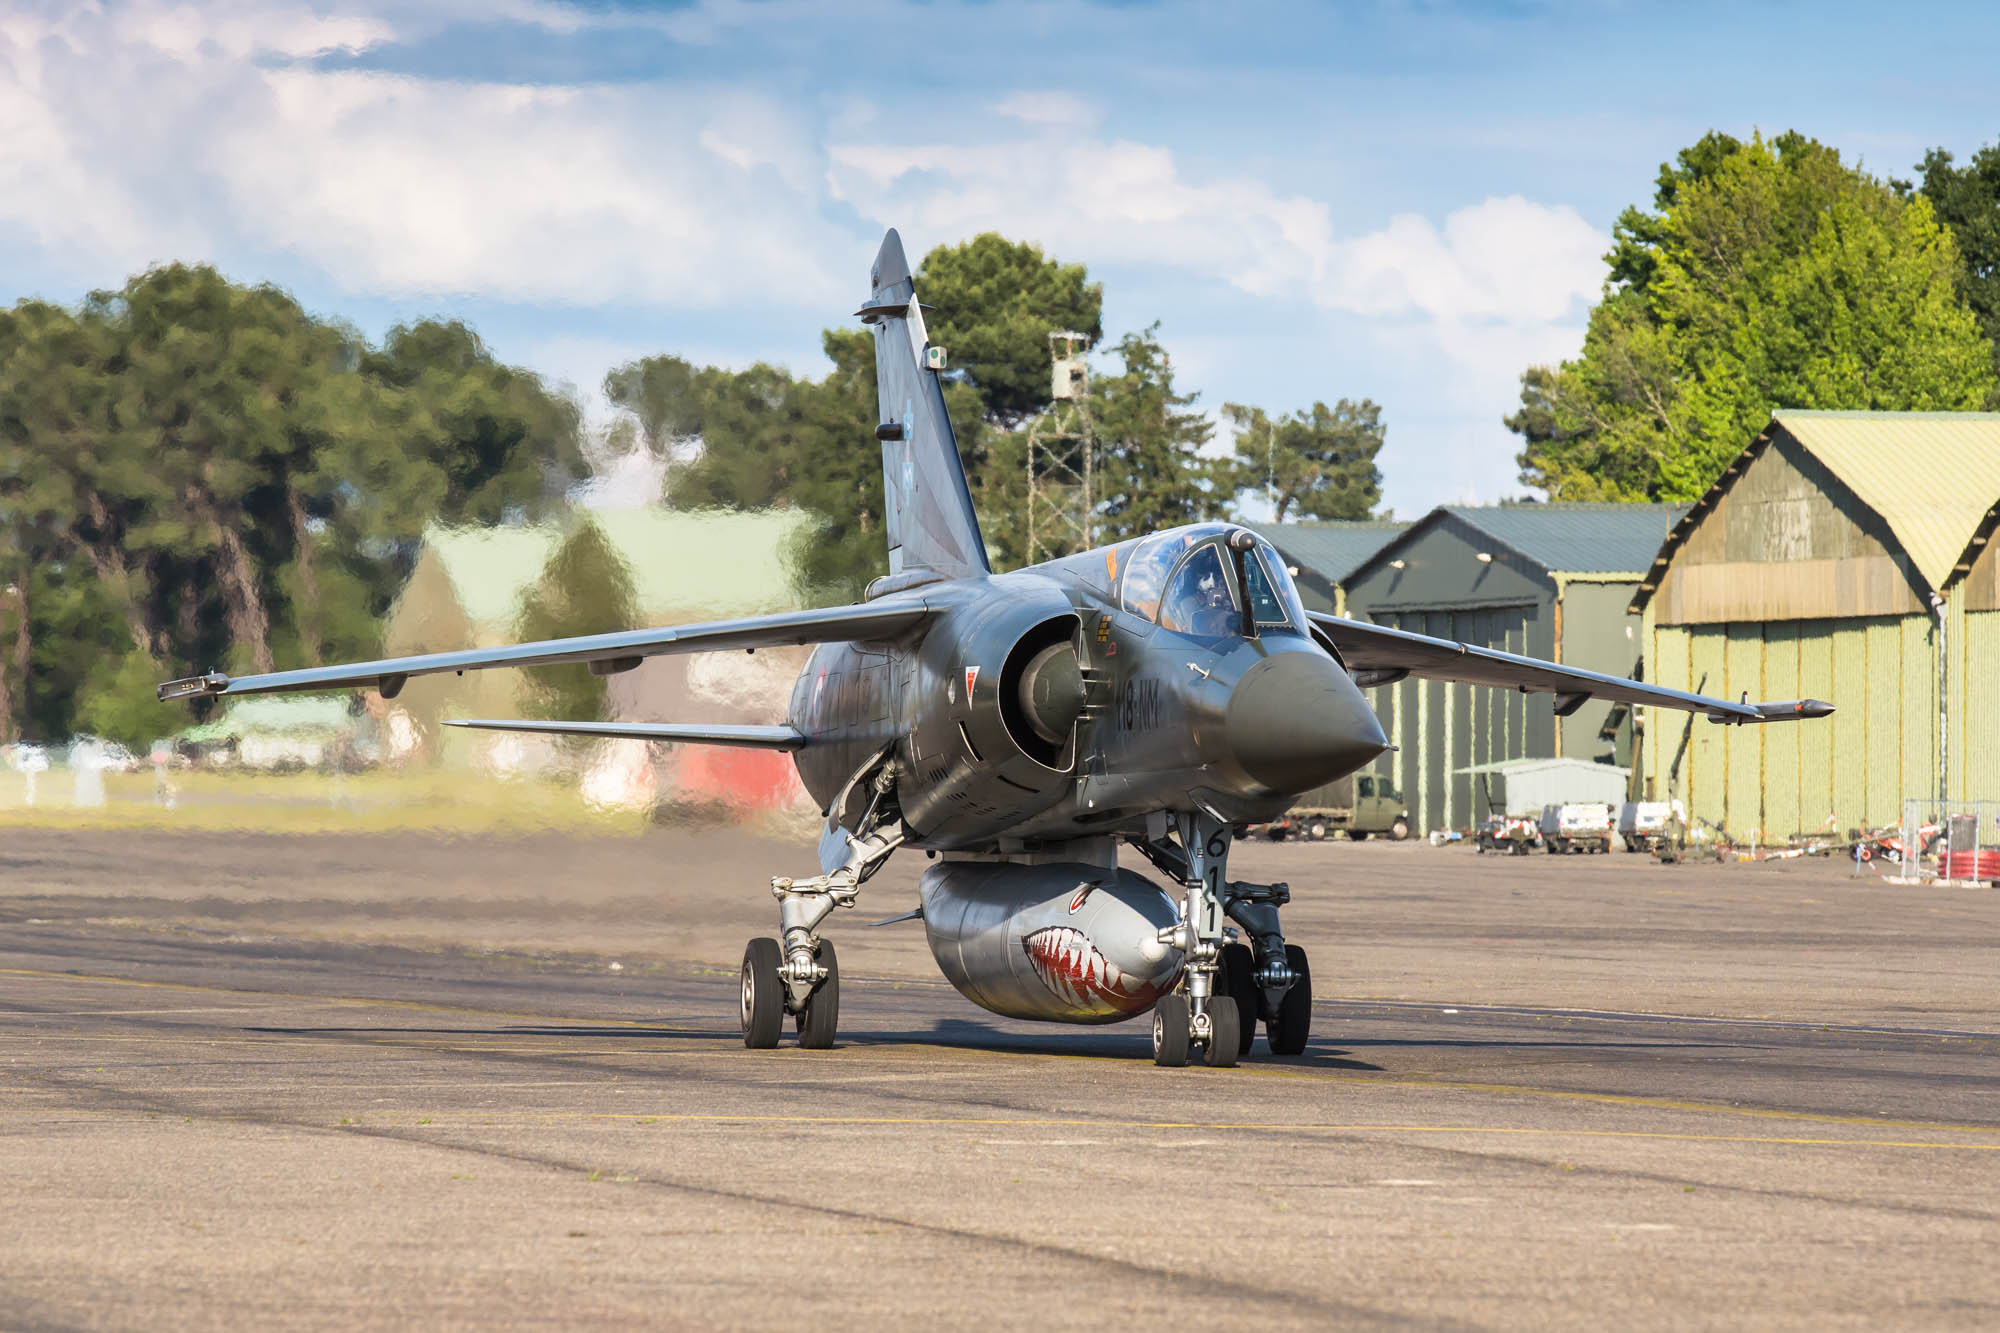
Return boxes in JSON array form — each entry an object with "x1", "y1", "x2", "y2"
[
  {"x1": 158, "y1": 600, "x2": 934, "y2": 701},
  {"x1": 1307, "y1": 612, "x2": 1832, "y2": 725},
  {"x1": 444, "y1": 720, "x2": 804, "y2": 750}
]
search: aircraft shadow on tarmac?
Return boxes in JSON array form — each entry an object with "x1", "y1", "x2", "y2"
[
  {"x1": 243, "y1": 1015, "x2": 1755, "y2": 1069},
  {"x1": 245, "y1": 1018, "x2": 1389, "y2": 1070}
]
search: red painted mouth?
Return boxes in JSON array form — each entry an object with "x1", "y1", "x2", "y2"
[{"x1": 1022, "y1": 925, "x2": 1174, "y2": 1014}]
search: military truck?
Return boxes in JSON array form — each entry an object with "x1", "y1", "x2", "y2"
[{"x1": 1258, "y1": 772, "x2": 1411, "y2": 842}]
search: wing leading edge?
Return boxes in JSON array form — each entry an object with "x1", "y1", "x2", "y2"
[
  {"x1": 444, "y1": 720, "x2": 804, "y2": 750},
  {"x1": 159, "y1": 599, "x2": 935, "y2": 701},
  {"x1": 1308, "y1": 612, "x2": 1832, "y2": 725}
]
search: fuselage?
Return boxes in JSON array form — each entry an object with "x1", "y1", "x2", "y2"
[{"x1": 787, "y1": 522, "x2": 1387, "y2": 851}]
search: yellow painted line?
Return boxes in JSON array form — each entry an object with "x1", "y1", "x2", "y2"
[{"x1": 862, "y1": 1038, "x2": 2000, "y2": 1137}]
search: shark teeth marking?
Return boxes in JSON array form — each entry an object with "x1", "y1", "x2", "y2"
[{"x1": 1022, "y1": 925, "x2": 1171, "y2": 1015}]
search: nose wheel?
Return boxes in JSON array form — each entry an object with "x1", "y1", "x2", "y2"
[
  {"x1": 1151, "y1": 992, "x2": 1241, "y2": 1068},
  {"x1": 741, "y1": 935, "x2": 842, "y2": 1049},
  {"x1": 741, "y1": 937, "x2": 785, "y2": 1048}
]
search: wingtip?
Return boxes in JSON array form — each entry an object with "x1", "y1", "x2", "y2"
[
  {"x1": 871, "y1": 227, "x2": 910, "y2": 292},
  {"x1": 157, "y1": 671, "x2": 230, "y2": 702}
]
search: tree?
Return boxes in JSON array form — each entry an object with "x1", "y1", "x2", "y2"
[
  {"x1": 1915, "y1": 141, "x2": 2000, "y2": 381},
  {"x1": 1510, "y1": 132, "x2": 1997, "y2": 501},
  {"x1": 915, "y1": 233, "x2": 1103, "y2": 428},
  {"x1": 1092, "y1": 327, "x2": 1221, "y2": 541},
  {"x1": 0, "y1": 267, "x2": 585, "y2": 743},
  {"x1": 513, "y1": 520, "x2": 638, "y2": 725},
  {"x1": 1221, "y1": 398, "x2": 1385, "y2": 521}
]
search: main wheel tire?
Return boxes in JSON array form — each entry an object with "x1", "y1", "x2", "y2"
[
  {"x1": 1152, "y1": 995, "x2": 1190, "y2": 1067},
  {"x1": 740, "y1": 937, "x2": 784, "y2": 1049},
  {"x1": 1390, "y1": 817, "x2": 1410, "y2": 842},
  {"x1": 1307, "y1": 819, "x2": 1328, "y2": 841},
  {"x1": 1218, "y1": 942, "x2": 1260, "y2": 1054},
  {"x1": 795, "y1": 938, "x2": 839, "y2": 1050},
  {"x1": 1267, "y1": 945, "x2": 1311, "y2": 1055},
  {"x1": 1202, "y1": 995, "x2": 1241, "y2": 1068}
]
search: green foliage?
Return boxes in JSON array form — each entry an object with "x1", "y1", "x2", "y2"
[
  {"x1": 0, "y1": 265, "x2": 582, "y2": 743},
  {"x1": 916, "y1": 233, "x2": 1103, "y2": 427},
  {"x1": 1220, "y1": 399, "x2": 1385, "y2": 521},
  {"x1": 73, "y1": 649, "x2": 183, "y2": 751},
  {"x1": 1916, "y1": 140, "x2": 2000, "y2": 382},
  {"x1": 1511, "y1": 132, "x2": 1997, "y2": 502},
  {"x1": 513, "y1": 521, "x2": 638, "y2": 724},
  {"x1": 1091, "y1": 327, "x2": 1222, "y2": 541}
]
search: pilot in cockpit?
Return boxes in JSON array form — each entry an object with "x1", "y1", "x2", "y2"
[{"x1": 1189, "y1": 573, "x2": 1238, "y2": 638}]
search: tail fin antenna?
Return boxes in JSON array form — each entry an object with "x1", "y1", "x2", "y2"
[{"x1": 860, "y1": 229, "x2": 990, "y2": 580}]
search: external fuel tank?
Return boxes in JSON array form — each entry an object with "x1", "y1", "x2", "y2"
[{"x1": 919, "y1": 860, "x2": 1184, "y2": 1023}]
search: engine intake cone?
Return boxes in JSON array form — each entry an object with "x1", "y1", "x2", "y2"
[{"x1": 1016, "y1": 642, "x2": 1085, "y2": 746}]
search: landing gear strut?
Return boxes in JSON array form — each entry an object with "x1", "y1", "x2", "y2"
[
  {"x1": 741, "y1": 762, "x2": 901, "y2": 1050},
  {"x1": 1140, "y1": 812, "x2": 1311, "y2": 1065}
]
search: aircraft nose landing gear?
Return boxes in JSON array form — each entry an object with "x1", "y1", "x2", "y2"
[
  {"x1": 1143, "y1": 811, "x2": 1310, "y2": 1066},
  {"x1": 741, "y1": 805, "x2": 901, "y2": 1049}
]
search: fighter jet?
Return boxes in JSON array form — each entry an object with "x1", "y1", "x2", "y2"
[{"x1": 160, "y1": 230, "x2": 1833, "y2": 1067}]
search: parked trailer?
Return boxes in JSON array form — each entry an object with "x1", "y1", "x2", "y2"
[
  {"x1": 1618, "y1": 800, "x2": 1683, "y2": 853},
  {"x1": 1540, "y1": 803, "x2": 1613, "y2": 854},
  {"x1": 1258, "y1": 773, "x2": 1410, "y2": 842}
]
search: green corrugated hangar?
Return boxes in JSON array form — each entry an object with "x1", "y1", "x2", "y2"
[
  {"x1": 1631, "y1": 411, "x2": 2000, "y2": 841},
  {"x1": 1336, "y1": 503, "x2": 1686, "y2": 835}
]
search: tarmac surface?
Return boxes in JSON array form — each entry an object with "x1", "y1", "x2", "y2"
[{"x1": 4, "y1": 828, "x2": 1998, "y2": 1329}]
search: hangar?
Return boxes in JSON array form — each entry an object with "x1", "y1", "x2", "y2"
[
  {"x1": 1339, "y1": 503, "x2": 1686, "y2": 835},
  {"x1": 1631, "y1": 411, "x2": 2000, "y2": 841}
]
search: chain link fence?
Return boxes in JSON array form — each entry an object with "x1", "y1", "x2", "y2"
[{"x1": 1891, "y1": 799, "x2": 2000, "y2": 885}]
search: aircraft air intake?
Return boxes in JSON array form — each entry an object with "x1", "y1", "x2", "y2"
[{"x1": 1015, "y1": 640, "x2": 1086, "y2": 747}]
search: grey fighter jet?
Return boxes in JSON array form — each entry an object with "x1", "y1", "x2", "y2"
[{"x1": 160, "y1": 230, "x2": 1833, "y2": 1067}]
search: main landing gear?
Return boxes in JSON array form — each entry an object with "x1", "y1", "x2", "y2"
[
  {"x1": 1139, "y1": 812, "x2": 1312, "y2": 1067},
  {"x1": 742, "y1": 762, "x2": 901, "y2": 1050}
]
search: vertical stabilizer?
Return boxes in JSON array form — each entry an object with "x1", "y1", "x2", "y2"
[{"x1": 861, "y1": 229, "x2": 991, "y2": 580}]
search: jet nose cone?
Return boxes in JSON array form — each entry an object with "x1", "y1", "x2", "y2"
[{"x1": 1225, "y1": 650, "x2": 1387, "y2": 794}]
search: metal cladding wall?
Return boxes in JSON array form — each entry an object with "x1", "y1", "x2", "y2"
[
  {"x1": 1370, "y1": 605, "x2": 1546, "y2": 835},
  {"x1": 1344, "y1": 511, "x2": 1658, "y2": 834},
  {"x1": 1643, "y1": 606, "x2": 2000, "y2": 838},
  {"x1": 1642, "y1": 612, "x2": 1938, "y2": 839}
]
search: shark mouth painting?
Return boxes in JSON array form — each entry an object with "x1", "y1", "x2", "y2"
[{"x1": 1022, "y1": 925, "x2": 1175, "y2": 1015}]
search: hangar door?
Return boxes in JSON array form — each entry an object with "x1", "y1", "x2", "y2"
[{"x1": 1367, "y1": 604, "x2": 1551, "y2": 834}]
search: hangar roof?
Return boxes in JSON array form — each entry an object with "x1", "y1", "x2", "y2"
[
  {"x1": 1437, "y1": 503, "x2": 1687, "y2": 576},
  {"x1": 1241, "y1": 520, "x2": 1408, "y2": 584},
  {"x1": 1631, "y1": 411, "x2": 2000, "y2": 610},
  {"x1": 1776, "y1": 411, "x2": 2000, "y2": 591},
  {"x1": 1345, "y1": 503, "x2": 1687, "y2": 587}
]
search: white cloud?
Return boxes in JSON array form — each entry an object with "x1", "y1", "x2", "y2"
[
  {"x1": 1324, "y1": 195, "x2": 1604, "y2": 325},
  {"x1": 0, "y1": 2, "x2": 846, "y2": 306},
  {"x1": 991, "y1": 90, "x2": 1099, "y2": 128}
]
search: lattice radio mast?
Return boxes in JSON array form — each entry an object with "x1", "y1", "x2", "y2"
[{"x1": 1025, "y1": 331, "x2": 1096, "y2": 563}]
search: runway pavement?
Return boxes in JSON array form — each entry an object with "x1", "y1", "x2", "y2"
[{"x1": 3, "y1": 830, "x2": 1998, "y2": 1329}]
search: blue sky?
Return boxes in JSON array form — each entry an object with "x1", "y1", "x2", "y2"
[{"x1": 4, "y1": 0, "x2": 1997, "y2": 517}]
